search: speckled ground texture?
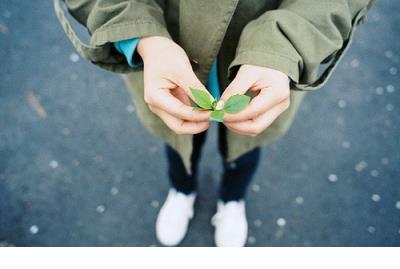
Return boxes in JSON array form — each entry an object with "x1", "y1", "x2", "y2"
[{"x1": 0, "y1": 1, "x2": 399, "y2": 247}]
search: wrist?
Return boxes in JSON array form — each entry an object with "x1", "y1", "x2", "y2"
[{"x1": 137, "y1": 36, "x2": 170, "y2": 59}]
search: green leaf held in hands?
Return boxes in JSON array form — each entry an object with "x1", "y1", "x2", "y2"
[
  {"x1": 224, "y1": 94, "x2": 251, "y2": 114},
  {"x1": 190, "y1": 87, "x2": 213, "y2": 109},
  {"x1": 210, "y1": 110, "x2": 224, "y2": 122},
  {"x1": 190, "y1": 87, "x2": 250, "y2": 122},
  {"x1": 212, "y1": 100, "x2": 218, "y2": 110},
  {"x1": 192, "y1": 106, "x2": 209, "y2": 111}
]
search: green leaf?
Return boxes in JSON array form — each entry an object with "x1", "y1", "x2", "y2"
[
  {"x1": 224, "y1": 94, "x2": 250, "y2": 113},
  {"x1": 190, "y1": 88, "x2": 213, "y2": 109},
  {"x1": 192, "y1": 106, "x2": 209, "y2": 111},
  {"x1": 210, "y1": 110, "x2": 224, "y2": 122},
  {"x1": 212, "y1": 100, "x2": 217, "y2": 110}
]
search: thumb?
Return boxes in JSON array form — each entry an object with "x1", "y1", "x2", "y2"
[
  {"x1": 176, "y1": 69, "x2": 214, "y2": 103},
  {"x1": 220, "y1": 69, "x2": 254, "y2": 106}
]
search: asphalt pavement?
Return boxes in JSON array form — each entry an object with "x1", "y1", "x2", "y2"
[{"x1": 0, "y1": 0, "x2": 399, "y2": 246}]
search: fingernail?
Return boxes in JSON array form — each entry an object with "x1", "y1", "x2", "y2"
[{"x1": 216, "y1": 100, "x2": 224, "y2": 110}]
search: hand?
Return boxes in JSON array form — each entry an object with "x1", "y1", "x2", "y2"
[
  {"x1": 220, "y1": 65, "x2": 290, "y2": 137},
  {"x1": 137, "y1": 36, "x2": 212, "y2": 135}
]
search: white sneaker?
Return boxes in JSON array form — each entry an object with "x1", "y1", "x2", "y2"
[
  {"x1": 156, "y1": 188, "x2": 196, "y2": 246},
  {"x1": 211, "y1": 200, "x2": 248, "y2": 247}
]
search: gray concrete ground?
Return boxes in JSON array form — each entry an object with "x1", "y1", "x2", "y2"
[{"x1": 0, "y1": 0, "x2": 399, "y2": 247}]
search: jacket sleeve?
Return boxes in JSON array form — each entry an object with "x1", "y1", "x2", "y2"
[
  {"x1": 228, "y1": 0, "x2": 376, "y2": 91},
  {"x1": 54, "y1": 0, "x2": 170, "y2": 72}
]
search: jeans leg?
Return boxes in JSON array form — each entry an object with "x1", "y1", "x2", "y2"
[
  {"x1": 218, "y1": 125, "x2": 261, "y2": 202},
  {"x1": 165, "y1": 131, "x2": 207, "y2": 194}
]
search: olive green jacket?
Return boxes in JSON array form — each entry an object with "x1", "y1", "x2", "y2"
[{"x1": 54, "y1": 0, "x2": 375, "y2": 173}]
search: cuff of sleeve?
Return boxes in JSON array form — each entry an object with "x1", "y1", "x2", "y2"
[
  {"x1": 228, "y1": 50, "x2": 300, "y2": 83},
  {"x1": 114, "y1": 38, "x2": 143, "y2": 68}
]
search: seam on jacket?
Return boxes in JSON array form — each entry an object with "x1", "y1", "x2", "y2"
[
  {"x1": 94, "y1": 20, "x2": 163, "y2": 33},
  {"x1": 235, "y1": 50, "x2": 299, "y2": 65}
]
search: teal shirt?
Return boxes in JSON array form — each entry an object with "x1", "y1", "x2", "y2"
[{"x1": 114, "y1": 39, "x2": 220, "y2": 100}]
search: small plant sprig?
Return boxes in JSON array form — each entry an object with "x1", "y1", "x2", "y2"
[{"x1": 190, "y1": 88, "x2": 250, "y2": 122}]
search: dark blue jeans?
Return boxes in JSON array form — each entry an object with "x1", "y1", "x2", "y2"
[{"x1": 165, "y1": 125, "x2": 261, "y2": 202}]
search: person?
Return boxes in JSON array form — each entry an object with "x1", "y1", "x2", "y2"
[{"x1": 54, "y1": 0, "x2": 375, "y2": 246}]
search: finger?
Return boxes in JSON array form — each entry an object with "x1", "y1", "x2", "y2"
[
  {"x1": 175, "y1": 69, "x2": 215, "y2": 103},
  {"x1": 219, "y1": 69, "x2": 255, "y2": 105},
  {"x1": 224, "y1": 99, "x2": 290, "y2": 137},
  {"x1": 150, "y1": 105, "x2": 210, "y2": 135},
  {"x1": 171, "y1": 87, "x2": 191, "y2": 105},
  {"x1": 223, "y1": 86, "x2": 289, "y2": 122},
  {"x1": 148, "y1": 89, "x2": 211, "y2": 122}
]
